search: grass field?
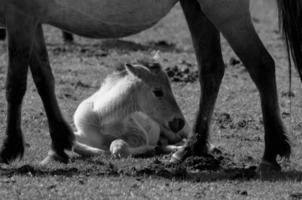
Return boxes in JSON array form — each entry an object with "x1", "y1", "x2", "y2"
[{"x1": 1, "y1": 0, "x2": 302, "y2": 199}]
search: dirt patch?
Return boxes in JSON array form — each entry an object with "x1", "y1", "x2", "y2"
[
  {"x1": 165, "y1": 65, "x2": 198, "y2": 83},
  {"x1": 120, "y1": 147, "x2": 257, "y2": 180},
  {"x1": 49, "y1": 44, "x2": 109, "y2": 57},
  {"x1": 48, "y1": 39, "x2": 180, "y2": 57},
  {"x1": 0, "y1": 148, "x2": 257, "y2": 181},
  {"x1": 214, "y1": 112, "x2": 260, "y2": 131},
  {"x1": 146, "y1": 40, "x2": 180, "y2": 52}
]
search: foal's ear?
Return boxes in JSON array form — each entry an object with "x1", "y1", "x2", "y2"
[{"x1": 125, "y1": 63, "x2": 142, "y2": 78}]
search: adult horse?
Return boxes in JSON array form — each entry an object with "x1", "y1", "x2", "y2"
[{"x1": 0, "y1": 0, "x2": 300, "y2": 175}]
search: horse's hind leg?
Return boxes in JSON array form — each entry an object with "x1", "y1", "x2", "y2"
[
  {"x1": 197, "y1": 0, "x2": 289, "y2": 172},
  {"x1": 172, "y1": 0, "x2": 225, "y2": 162},
  {"x1": 29, "y1": 25, "x2": 74, "y2": 164},
  {"x1": 0, "y1": 13, "x2": 36, "y2": 163}
]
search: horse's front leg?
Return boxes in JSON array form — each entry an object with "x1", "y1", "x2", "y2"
[
  {"x1": 29, "y1": 25, "x2": 74, "y2": 164},
  {"x1": 172, "y1": 0, "x2": 225, "y2": 162},
  {"x1": 0, "y1": 13, "x2": 36, "y2": 163}
]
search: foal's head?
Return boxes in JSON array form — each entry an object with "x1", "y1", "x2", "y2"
[{"x1": 125, "y1": 62, "x2": 185, "y2": 133}]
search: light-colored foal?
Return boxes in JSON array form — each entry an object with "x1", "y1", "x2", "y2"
[{"x1": 73, "y1": 62, "x2": 191, "y2": 158}]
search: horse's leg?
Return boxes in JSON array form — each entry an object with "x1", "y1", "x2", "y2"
[
  {"x1": 197, "y1": 0, "x2": 289, "y2": 172},
  {"x1": 29, "y1": 25, "x2": 74, "y2": 164},
  {"x1": 0, "y1": 13, "x2": 36, "y2": 163},
  {"x1": 0, "y1": 28, "x2": 5, "y2": 40},
  {"x1": 0, "y1": 28, "x2": 73, "y2": 43},
  {"x1": 171, "y1": 0, "x2": 225, "y2": 162},
  {"x1": 62, "y1": 31, "x2": 74, "y2": 43}
]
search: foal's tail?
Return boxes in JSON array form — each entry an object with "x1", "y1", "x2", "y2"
[{"x1": 277, "y1": 0, "x2": 302, "y2": 81}]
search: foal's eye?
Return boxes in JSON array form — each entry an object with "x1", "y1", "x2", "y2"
[{"x1": 153, "y1": 89, "x2": 164, "y2": 97}]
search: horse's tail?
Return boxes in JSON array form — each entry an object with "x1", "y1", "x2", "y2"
[{"x1": 277, "y1": 0, "x2": 302, "y2": 81}]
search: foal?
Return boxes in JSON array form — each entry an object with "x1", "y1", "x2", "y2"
[{"x1": 72, "y1": 62, "x2": 190, "y2": 158}]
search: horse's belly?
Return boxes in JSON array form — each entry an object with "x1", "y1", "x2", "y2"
[{"x1": 47, "y1": 0, "x2": 178, "y2": 38}]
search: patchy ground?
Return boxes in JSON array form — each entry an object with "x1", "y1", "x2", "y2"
[{"x1": 1, "y1": 0, "x2": 302, "y2": 199}]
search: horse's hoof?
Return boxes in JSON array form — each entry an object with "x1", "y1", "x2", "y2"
[
  {"x1": 257, "y1": 160, "x2": 281, "y2": 179},
  {"x1": 0, "y1": 135, "x2": 25, "y2": 164},
  {"x1": 40, "y1": 150, "x2": 69, "y2": 165}
]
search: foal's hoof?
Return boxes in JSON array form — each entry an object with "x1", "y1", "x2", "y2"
[
  {"x1": 170, "y1": 147, "x2": 191, "y2": 164},
  {"x1": 110, "y1": 139, "x2": 130, "y2": 158},
  {"x1": 257, "y1": 161, "x2": 281, "y2": 179},
  {"x1": 40, "y1": 150, "x2": 69, "y2": 165},
  {"x1": 207, "y1": 143, "x2": 220, "y2": 154},
  {"x1": 170, "y1": 143, "x2": 217, "y2": 164}
]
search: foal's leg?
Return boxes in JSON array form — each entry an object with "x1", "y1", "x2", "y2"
[
  {"x1": 30, "y1": 25, "x2": 74, "y2": 164},
  {"x1": 0, "y1": 14, "x2": 35, "y2": 163},
  {"x1": 172, "y1": 0, "x2": 225, "y2": 161},
  {"x1": 110, "y1": 139, "x2": 155, "y2": 158},
  {"x1": 195, "y1": 0, "x2": 289, "y2": 171}
]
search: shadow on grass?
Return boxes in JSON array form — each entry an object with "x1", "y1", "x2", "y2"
[
  {"x1": 101, "y1": 39, "x2": 182, "y2": 53},
  {"x1": 261, "y1": 170, "x2": 302, "y2": 182},
  {"x1": 48, "y1": 39, "x2": 182, "y2": 56},
  {"x1": 1, "y1": 156, "x2": 302, "y2": 182}
]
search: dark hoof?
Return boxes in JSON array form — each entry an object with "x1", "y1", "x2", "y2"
[
  {"x1": 257, "y1": 161, "x2": 281, "y2": 178},
  {"x1": 50, "y1": 121, "x2": 75, "y2": 153},
  {"x1": 40, "y1": 150, "x2": 69, "y2": 165},
  {"x1": 0, "y1": 135, "x2": 24, "y2": 164}
]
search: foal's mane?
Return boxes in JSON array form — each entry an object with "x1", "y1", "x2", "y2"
[{"x1": 101, "y1": 57, "x2": 161, "y2": 91}]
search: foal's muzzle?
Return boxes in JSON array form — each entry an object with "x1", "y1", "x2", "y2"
[{"x1": 169, "y1": 118, "x2": 185, "y2": 133}]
